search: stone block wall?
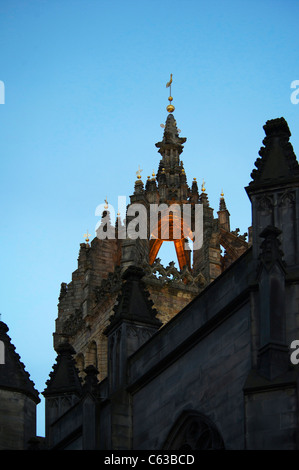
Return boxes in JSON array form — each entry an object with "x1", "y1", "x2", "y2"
[
  {"x1": 0, "y1": 389, "x2": 37, "y2": 450},
  {"x1": 129, "y1": 303, "x2": 251, "y2": 449},
  {"x1": 245, "y1": 387, "x2": 298, "y2": 449}
]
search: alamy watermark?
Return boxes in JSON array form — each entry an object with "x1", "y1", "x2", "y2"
[
  {"x1": 290, "y1": 80, "x2": 299, "y2": 105},
  {"x1": 290, "y1": 340, "x2": 299, "y2": 364},
  {"x1": 95, "y1": 196, "x2": 203, "y2": 250},
  {"x1": 0, "y1": 81, "x2": 4, "y2": 104},
  {"x1": 0, "y1": 340, "x2": 4, "y2": 364}
]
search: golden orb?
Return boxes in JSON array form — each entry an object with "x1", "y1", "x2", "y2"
[
  {"x1": 166, "y1": 104, "x2": 175, "y2": 113},
  {"x1": 168, "y1": 96, "x2": 173, "y2": 102}
]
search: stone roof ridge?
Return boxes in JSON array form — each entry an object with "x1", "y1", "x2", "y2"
[{"x1": 0, "y1": 321, "x2": 40, "y2": 403}]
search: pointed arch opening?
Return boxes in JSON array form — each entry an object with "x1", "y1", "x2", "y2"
[
  {"x1": 86, "y1": 341, "x2": 98, "y2": 369},
  {"x1": 149, "y1": 206, "x2": 193, "y2": 271},
  {"x1": 163, "y1": 410, "x2": 225, "y2": 450},
  {"x1": 75, "y1": 353, "x2": 85, "y2": 379}
]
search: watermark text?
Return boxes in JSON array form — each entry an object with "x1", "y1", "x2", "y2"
[
  {"x1": 290, "y1": 80, "x2": 299, "y2": 105},
  {"x1": 95, "y1": 197, "x2": 203, "y2": 250}
]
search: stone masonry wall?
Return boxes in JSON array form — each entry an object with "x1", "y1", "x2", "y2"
[
  {"x1": 130, "y1": 303, "x2": 251, "y2": 450},
  {"x1": 0, "y1": 389, "x2": 36, "y2": 450},
  {"x1": 244, "y1": 387, "x2": 298, "y2": 449}
]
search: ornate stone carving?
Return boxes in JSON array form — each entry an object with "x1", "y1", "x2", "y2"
[
  {"x1": 258, "y1": 225, "x2": 285, "y2": 272},
  {"x1": 127, "y1": 325, "x2": 154, "y2": 342},
  {"x1": 257, "y1": 195, "x2": 273, "y2": 212},
  {"x1": 59, "y1": 282, "x2": 68, "y2": 301},
  {"x1": 94, "y1": 266, "x2": 122, "y2": 303},
  {"x1": 142, "y1": 258, "x2": 205, "y2": 291},
  {"x1": 62, "y1": 309, "x2": 84, "y2": 337},
  {"x1": 278, "y1": 190, "x2": 295, "y2": 207}
]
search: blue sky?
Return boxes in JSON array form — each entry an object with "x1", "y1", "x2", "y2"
[{"x1": 0, "y1": 0, "x2": 298, "y2": 437}]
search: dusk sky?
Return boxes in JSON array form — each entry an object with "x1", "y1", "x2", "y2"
[{"x1": 0, "y1": 0, "x2": 298, "y2": 436}]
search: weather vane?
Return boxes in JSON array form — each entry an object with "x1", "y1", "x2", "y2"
[
  {"x1": 166, "y1": 73, "x2": 175, "y2": 113},
  {"x1": 104, "y1": 197, "x2": 108, "y2": 209},
  {"x1": 201, "y1": 179, "x2": 206, "y2": 192},
  {"x1": 136, "y1": 165, "x2": 143, "y2": 179}
]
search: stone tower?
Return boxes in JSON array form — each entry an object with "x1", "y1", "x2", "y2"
[
  {"x1": 41, "y1": 95, "x2": 299, "y2": 450},
  {"x1": 52, "y1": 90, "x2": 249, "y2": 387},
  {"x1": 245, "y1": 117, "x2": 299, "y2": 381},
  {"x1": 0, "y1": 320, "x2": 40, "y2": 450}
]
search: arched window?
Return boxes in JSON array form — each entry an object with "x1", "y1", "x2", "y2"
[
  {"x1": 99, "y1": 334, "x2": 108, "y2": 379},
  {"x1": 76, "y1": 353, "x2": 85, "y2": 378},
  {"x1": 149, "y1": 206, "x2": 194, "y2": 271},
  {"x1": 163, "y1": 410, "x2": 225, "y2": 450},
  {"x1": 86, "y1": 341, "x2": 98, "y2": 368}
]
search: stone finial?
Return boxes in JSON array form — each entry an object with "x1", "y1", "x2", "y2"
[
  {"x1": 155, "y1": 113, "x2": 186, "y2": 154},
  {"x1": 248, "y1": 117, "x2": 299, "y2": 188},
  {"x1": 219, "y1": 190, "x2": 227, "y2": 211},
  {"x1": 59, "y1": 282, "x2": 68, "y2": 301},
  {"x1": 134, "y1": 177, "x2": 144, "y2": 195},
  {"x1": 82, "y1": 364, "x2": 100, "y2": 397},
  {"x1": 104, "y1": 265, "x2": 162, "y2": 335},
  {"x1": 43, "y1": 342, "x2": 82, "y2": 397}
]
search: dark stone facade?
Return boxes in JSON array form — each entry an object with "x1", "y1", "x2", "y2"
[{"x1": 1, "y1": 114, "x2": 299, "y2": 450}]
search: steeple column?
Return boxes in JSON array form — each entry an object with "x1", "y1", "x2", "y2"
[{"x1": 246, "y1": 118, "x2": 299, "y2": 266}]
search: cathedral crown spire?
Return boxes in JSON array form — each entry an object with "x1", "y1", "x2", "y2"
[{"x1": 155, "y1": 113, "x2": 186, "y2": 156}]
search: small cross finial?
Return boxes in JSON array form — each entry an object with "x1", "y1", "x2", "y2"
[
  {"x1": 84, "y1": 230, "x2": 91, "y2": 243},
  {"x1": 201, "y1": 179, "x2": 206, "y2": 192},
  {"x1": 136, "y1": 165, "x2": 143, "y2": 180},
  {"x1": 104, "y1": 197, "x2": 108, "y2": 209},
  {"x1": 220, "y1": 189, "x2": 224, "y2": 198}
]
